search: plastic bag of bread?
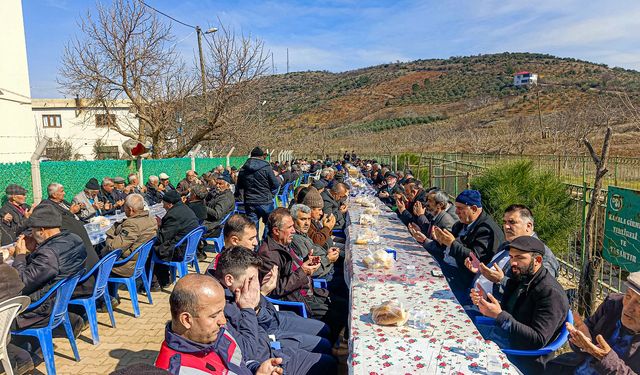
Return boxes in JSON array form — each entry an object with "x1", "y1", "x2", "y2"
[
  {"x1": 90, "y1": 216, "x2": 112, "y2": 228},
  {"x1": 355, "y1": 229, "x2": 380, "y2": 245},
  {"x1": 359, "y1": 214, "x2": 377, "y2": 226},
  {"x1": 363, "y1": 207, "x2": 381, "y2": 216},
  {"x1": 370, "y1": 300, "x2": 409, "y2": 326},
  {"x1": 362, "y1": 249, "x2": 394, "y2": 269}
]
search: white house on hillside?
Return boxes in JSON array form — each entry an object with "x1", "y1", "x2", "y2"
[
  {"x1": 32, "y1": 98, "x2": 140, "y2": 160},
  {"x1": 0, "y1": 0, "x2": 37, "y2": 162},
  {"x1": 513, "y1": 71, "x2": 538, "y2": 87}
]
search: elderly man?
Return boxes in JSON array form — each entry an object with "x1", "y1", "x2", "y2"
[
  {"x1": 98, "y1": 177, "x2": 125, "y2": 215},
  {"x1": 203, "y1": 174, "x2": 235, "y2": 238},
  {"x1": 73, "y1": 177, "x2": 105, "y2": 222},
  {"x1": 125, "y1": 173, "x2": 146, "y2": 195},
  {"x1": 9, "y1": 205, "x2": 88, "y2": 329},
  {"x1": 111, "y1": 177, "x2": 128, "y2": 201},
  {"x1": 159, "y1": 173, "x2": 176, "y2": 192},
  {"x1": 321, "y1": 182, "x2": 349, "y2": 231},
  {"x1": 304, "y1": 187, "x2": 337, "y2": 250},
  {"x1": 464, "y1": 204, "x2": 559, "y2": 304},
  {"x1": 378, "y1": 172, "x2": 404, "y2": 207},
  {"x1": 470, "y1": 236, "x2": 569, "y2": 374},
  {"x1": 145, "y1": 175, "x2": 165, "y2": 206},
  {"x1": 396, "y1": 179, "x2": 427, "y2": 226},
  {"x1": 546, "y1": 272, "x2": 640, "y2": 374},
  {"x1": 155, "y1": 274, "x2": 284, "y2": 375},
  {"x1": 39, "y1": 183, "x2": 99, "y2": 266},
  {"x1": 236, "y1": 147, "x2": 280, "y2": 228},
  {"x1": 431, "y1": 189, "x2": 504, "y2": 301},
  {"x1": 319, "y1": 168, "x2": 334, "y2": 190},
  {"x1": 103, "y1": 194, "x2": 158, "y2": 277},
  {"x1": 176, "y1": 170, "x2": 200, "y2": 196},
  {"x1": 408, "y1": 189, "x2": 457, "y2": 252},
  {"x1": 257, "y1": 208, "x2": 348, "y2": 343},
  {"x1": 212, "y1": 247, "x2": 336, "y2": 374},
  {"x1": 0, "y1": 184, "x2": 32, "y2": 245},
  {"x1": 290, "y1": 204, "x2": 339, "y2": 280}
]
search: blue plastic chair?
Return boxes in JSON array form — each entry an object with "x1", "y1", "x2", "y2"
[
  {"x1": 475, "y1": 309, "x2": 573, "y2": 356},
  {"x1": 265, "y1": 297, "x2": 307, "y2": 318},
  {"x1": 150, "y1": 226, "x2": 206, "y2": 285},
  {"x1": 12, "y1": 272, "x2": 84, "y2": 375},
  {"x1": 108, "y1": 238, "x2": 155, "y2": 318},
  {"x1": 205, "y1": 211, "x2": 235, "y2": 253},
  {"x1": 235, "y1": 201, "x2": 246, "y2": 214},
  {"x1": 69, "y1": 250, "x2": 121, "y2": 345},
  {"x1": 313, "y1": 278, "x2": 328, "y2": 289}
]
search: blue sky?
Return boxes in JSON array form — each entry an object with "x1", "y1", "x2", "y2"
[{"x1": 23, "y1": 0, "x2": 640, "y2": 98}]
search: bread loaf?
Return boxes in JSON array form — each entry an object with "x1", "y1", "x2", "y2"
[{"x1": 370, "y1": 301, "x2": 409, "y2": 326}]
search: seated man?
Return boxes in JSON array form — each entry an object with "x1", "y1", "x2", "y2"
[
  {"x1": 203, "y1": 174, "x2": 235, "y2": 238},
  {"x1": 159, "y1": 173, "x2": 176, "y2": 192},
  {"x1": 257, "y1": 208, "x2": 348, "y2": 344},
  {"x1": 111, "y1": 177, "x2": 128, "y2": 201},
  {"x1": 73, "y1": 178, "x2": 105, "y2": 222},
  {"x1": 177, "y1": 170, "x2": 201, "y2": 196},
  {"x1": 125, "y1": 173, "x2": 146, "y2": 195},
  {"x1": 10, "y1": 205, "x2": 88, "y2": 329},
  {"x1": 97, "y1": 178, "x2": 124, "y2": 215},
  {"x1": 155, "y1": 274, "x2": 284, "y2": 375},
  {"x1": 321, "y1": 182, "x2": 349, "y2": 231},
  {"x1": 0, "y1": 184, "x2": 32, "y2": 245},
  {"x1": 304, "y1": 187, "x2": 337, "y2": 250},
  {"x1": 153, "y1": 190, "x2": 199, "y2": 286},
  {"x1": 464, "y1": 204, "x2": 559, "y2": 304},
  {"x1": 408, "y1": 189, "x2": 457, "y2": 253},
  {"x1": 395, "y1": 179, "x2": 427, "y2": 226},
  {"x1": 470, "y1": 236, "x2": 569, "y2": 374},
  {"x1": 290, "y1": 204, "x2": 339, "y2": 280},
  {"x1": 103, "y1": 194, "x2": 158, "y2": 278},
  {"x1": 212, "y1": 247, "x2": 336, "y2": 374},
  {"x1": 378, "y1": 172, "x2": 403, "y2": 207},
  {"x1": 431, "y1": 189, "x2": 504, "y2": 301},
  {"x1": 547, "y1": 271, "x2": 640, "y2": 374},
  {"x1": 144, "y1": 175, "x2": 165, "y2": 206}
]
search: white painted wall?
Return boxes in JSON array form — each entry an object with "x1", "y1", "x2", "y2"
[
  {"x1": 32, "y1": 99, "x2": 139, "y2": 160},
  {"x1": 0, "y1": 0, "x2": 37, "y2": 162}
]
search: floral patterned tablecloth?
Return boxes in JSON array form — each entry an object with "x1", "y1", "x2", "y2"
[{"x1": 346, "y1": 200, "x2": 521, "y2": 375}]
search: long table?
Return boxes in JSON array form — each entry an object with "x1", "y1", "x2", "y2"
[{"x1": 345, "y1": 193, "x2": 520, "y2": 374}]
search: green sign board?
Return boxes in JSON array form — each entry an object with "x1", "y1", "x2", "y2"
[{"x1": 603, "y1": 186, "x2": 640, "y2": 272}]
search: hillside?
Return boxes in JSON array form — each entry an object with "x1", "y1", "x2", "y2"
[{"x1": 240, "y1": 52, "x2": 640, "y2": 157}]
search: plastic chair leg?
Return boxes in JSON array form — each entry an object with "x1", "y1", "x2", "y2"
[
  {"x1": 169, "y1": 266, "x2": 177, "y2": 285},
  {"x1": 193, "y1": 259, "x2": 201, "y2": 274},
  {"x1": 83, "y1": 299, "x2": 100, "y2": 345},
  {"x1": 36, "y1": 328, "x2": 56, "y2": 375},
  {"x1": 140, "y1": 274, "x2": 153, "y2": 305},
  {"x1": 103, "y1": 293, "x2": 117, "y2": 328},
  {"x1": 63, "y1": 317, "x2": 81, "y2": 361},
  {"x1": 125, "y1": 279, "x2": 141, "y2": 317}
]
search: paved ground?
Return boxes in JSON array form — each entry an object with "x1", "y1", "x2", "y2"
[{"x1": 32, "y1": 256, "x2": 212, "y2": 375}]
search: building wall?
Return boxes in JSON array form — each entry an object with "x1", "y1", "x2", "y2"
[
  {"x1": 32, "y1": 99, "x2": 139, "y2": 160},
  {"x1": 0, "y1": 0, "x2": 37, "y2": 162}
]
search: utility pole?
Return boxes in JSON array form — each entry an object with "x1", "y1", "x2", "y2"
[{"x1": 196, "y1": 26, "x2": 218, "y2": 109}]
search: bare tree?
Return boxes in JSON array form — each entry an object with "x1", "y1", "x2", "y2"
[{"x1": 59, "y1": 0, "x2": 268, "y2": 158}]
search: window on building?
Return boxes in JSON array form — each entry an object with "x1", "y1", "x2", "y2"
[
  {"x1": 42, "y1": 114, "x2": 62, "y2": 128},
  {"x1": 95, "y1": 113, "x2": 116, "y2": 128},
  {"x1": 95, "y1": 145, "x2": 120, "y2": 160}
]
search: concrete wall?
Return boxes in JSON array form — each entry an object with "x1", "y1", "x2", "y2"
[{"x1": 0, "y1": 0, "x2": 37, "y2": 162}]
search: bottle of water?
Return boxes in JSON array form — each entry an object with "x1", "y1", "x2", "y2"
[{"x1": 486, "y1": 354, "x2": 502, "y2": 374}]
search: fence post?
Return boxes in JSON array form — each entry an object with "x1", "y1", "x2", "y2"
[
  {"x1": 226, "y1": 147, "x2": 235, "y2": 168},
  {"x1": 136, "y1": 157, "x2": 144, "y2": 188},
  {"x1": 30, "y1": 136, "x2": 50, "y2": 205},
  {"x1": 429, "y1": 156, "x2": 433, "y2": 187},
  {"x1": 466, "y1": 172, "x2": 471, "y2": 190}
]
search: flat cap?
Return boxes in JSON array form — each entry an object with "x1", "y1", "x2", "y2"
[
  {"x1": 162, "y1": 190, "x2": 181, "y2": 204},
  {"x1": 5, "y1": 184, "x2": 27, "y2": 196},
  {"x1": 509, "y1": 235, "x2": 545, "y2": 256},
  {"x1": 27, "y1": 204, "x2": 62, "y2": 228}
]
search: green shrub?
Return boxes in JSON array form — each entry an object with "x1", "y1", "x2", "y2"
[{"x1": 471, "y1": 160, "x2": 579, "y2": 255}]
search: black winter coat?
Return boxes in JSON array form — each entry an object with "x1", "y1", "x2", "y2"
[
  {"x1": 235, "y1": 158, "x2": 280, "y2": 205},
  {"x1": 13, "y1": 231, "x2": 87, "y2": 328},
  {"x1": 496, "y1": 266, "x2": 569, "y2": 373},
  {"x1": 155, "y1": 202, "x2": 199, "y2": 261},
  {"x1": 0, "y1": 201, "x2": 30, "y2": 245},
  {"x1": 144, "y1": 183, "x2": 164, "y2": 206},
  {"x1": 203, "y1": 189, "x2": 235, "y2": 237},
  {"x1": 38, "y1": 199, "x2": 99, "y2": 274}
]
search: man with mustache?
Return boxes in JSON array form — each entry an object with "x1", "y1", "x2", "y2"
[{"x1": 470, "y1": 235, "x2": 569, "y2": 374}]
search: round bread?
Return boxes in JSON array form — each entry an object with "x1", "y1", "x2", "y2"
[{"x1": 371, "y1": 303, "x2": 408, "y2": 326}]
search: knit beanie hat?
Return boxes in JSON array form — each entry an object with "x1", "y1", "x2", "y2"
[
  {"x1": 302, "y1": 187, "x2": 324, "y2": 209},
  {"x1": 456, "y1": 189, "x2": 482, "y2": 208}
]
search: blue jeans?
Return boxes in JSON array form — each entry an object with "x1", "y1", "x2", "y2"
[
  {"x1": 244, "y1": 203, "x2": 274, "y2": 228},
  {"x1": 273, "y1": 311, "x2": 333, "y2": 353}
]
